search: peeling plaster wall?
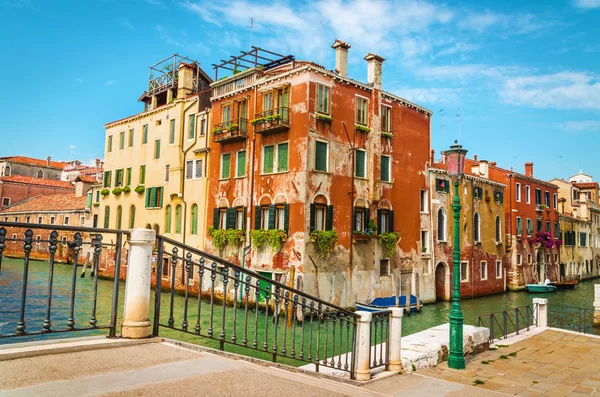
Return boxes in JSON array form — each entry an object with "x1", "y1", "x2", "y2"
[{"x1": 559, "y1": 216, "x2": 598, "y2": 281}]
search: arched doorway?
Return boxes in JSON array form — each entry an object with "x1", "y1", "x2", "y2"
[
  {"x1": 536, "y1": 251, "x2": 542, "y2": 282},
  {"x1": 435, "y1": 262, "x2": 448, "y2": 301}
]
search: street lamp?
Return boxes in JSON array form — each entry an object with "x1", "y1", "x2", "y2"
[{"x1": 445, "y1": 140, "x2": 467, "y2": 370}]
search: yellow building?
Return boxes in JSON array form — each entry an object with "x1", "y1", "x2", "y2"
[{"x1": 102, "y1": 55, "x2": 212, "y2": 249}]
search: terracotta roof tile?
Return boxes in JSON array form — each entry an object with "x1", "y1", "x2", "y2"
[
  {"x1": 0, "y1": 156, "x2": 68, "y2": 170},
  {"x1": 0, "y1": 195, "x2": 87, "y2": 213},
  {"x1": 573, "y1": 182, "x2": 599, "y2": 189},
  {"x1": 0, "y1": 175, "x2": 74, "y2": 189}
]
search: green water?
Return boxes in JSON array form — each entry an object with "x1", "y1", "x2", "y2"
[{"x1": 1, "y1": 257, "x2": 597, "y2": 365}]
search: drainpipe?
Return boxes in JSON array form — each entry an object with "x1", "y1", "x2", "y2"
[
  {"x1": 248, "y1": 87, "x2": 258, "y2": 243},
  {"x1": 470, "y1": 179, "x2": 475, "y2": 299}
]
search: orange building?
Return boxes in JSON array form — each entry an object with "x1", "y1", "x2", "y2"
[{"x1": 205, "y1": 43, "x2": 432, "y2": 307}]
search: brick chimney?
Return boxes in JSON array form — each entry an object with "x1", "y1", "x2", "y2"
[
  {"x1": 473, "y1": 154, "x2": 478, "y2": 161},
  {"x1": 364, "y1": 53, "x2": 385, "y2": 89},
  {"x1": 95, "y1": 158, "x2": 102, "y2": 169},
  {"x1": 525, "y1": 162, "x2": 534, "y2": 177},
  {"x1": 332, "y1": 39, "x2": 351, "y2": 78},
  {"x1": 177, "y1": 62, "x2": 195, "y2": 99},
  {"x1": 46, "y1": 156, "x2": 51, "y2": 166}
]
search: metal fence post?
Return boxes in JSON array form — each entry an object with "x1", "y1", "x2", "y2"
[
  {"x1": 387, "y1": 308, "x2": 403, "y2": 372},
  {"x1": 594, "y1": 285, "x2": 600, "y2": 328},
  {"x1": 122, "y1": 229, "x2": 155, "y2": 338},
  {"x1": 354, "y1": 311, "x2": 372, "y2": 381},
  {"x1": 533, "y1": 298, "x2": 548, "y2": 328}
]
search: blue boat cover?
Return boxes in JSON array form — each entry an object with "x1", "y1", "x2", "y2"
[{"x1": 369, "y1": 295, "x2": 418, "y2": 307}]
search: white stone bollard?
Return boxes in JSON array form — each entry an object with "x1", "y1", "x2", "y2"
[
  {"x1": 594, "y1": 285, "x2": 600, "y2": 327},
  {"x1": 121, "y1": 229, "x2": 155, "y2": 339},
  {"x1": 533, "y1": 298, "x2": 548, "y2": 328},
  {"x1": 387, "y1": 307, "x2": 404, "y2": 372},
  {"x1": 354, "y1": 311, "x2": 372, "y2": 381}
]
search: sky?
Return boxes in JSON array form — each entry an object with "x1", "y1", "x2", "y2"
[{"x1": 0, "y1": 0, "x2": 599, "y2": 181}]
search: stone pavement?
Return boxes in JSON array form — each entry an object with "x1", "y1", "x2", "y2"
[
  {"x1": 421, "y1": 329, "x2": 600, "y2": 396},
  {"x1": 0, "y1": 338, "x2": 503, "y2": 397}
]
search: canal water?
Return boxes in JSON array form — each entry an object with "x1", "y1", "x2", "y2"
[{"x1": 1, "y1": 258, "x2": 598, "y2": 348}]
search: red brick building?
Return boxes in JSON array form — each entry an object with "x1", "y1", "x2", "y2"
[
  {"x1": 206, "y1": 43, "x2": 432, "y2": 307},
  {"x1": 0, "y1": 175, "x2": 74, "y2": 209}
]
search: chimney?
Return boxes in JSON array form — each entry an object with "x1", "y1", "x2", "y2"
[
  {"x1": 95, "y1": 158, "x2": 101, "y2": 169},
  {"x1": 177, "y1": 62, "x2": 195, "y2": 99},
  {"x1": 525, "y1": 162, "x2": 534, "y2": 177},
  {"x1": 441, "y1": 151, "x2": 447, "y2": 164},
  {"x1": 489, "y1": 161, "x2": 497, "y2": 166},
  {"x1": 478, "y1": 160, "x2": 489, "y2": 179},
  {"x1": 430, "y1": 149, "x2": 435, "y2": 165},
  {"x1": 364, "y1": 53, "x2": 385, "y2": 89},
  {"x1": 331, "y1": 39, "x2": 351, "y2": 78},
  {"x1": 473, "y1": 154, "x2": 478, "y2": 161},
  {"x1": 46, "y1": 156, "x2": 51, "y2": 166}
]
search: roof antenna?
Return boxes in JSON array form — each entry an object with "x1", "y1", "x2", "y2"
[
  {"x1": 456, "y1": 106, "x2": 462, "y2": 142},
  {"x1": 249, "y1": 17, "x2": 254, "y2": 48},
  {"x1": 319, "y1": 20, "x2": 323, "y2": 65},
  {"x1": 439, "y1": 109, "x2": 446, "y2": 148}
]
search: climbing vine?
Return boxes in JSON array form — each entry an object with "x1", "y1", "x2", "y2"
[
  {"x1": 310, "y1": 230, "x2": 338, "y2": 259},
  {"x1": 208, "y1": 227, "x2": 244, "y2": 250},
  {"x1": 378, "y1": 232, "x2": 400, "y2": 257},
  {"x1": 250, "y1": 229, "x2": 287, "y2": 251}
]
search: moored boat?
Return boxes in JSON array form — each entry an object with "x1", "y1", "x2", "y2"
[
  {"x1": 550, "y1": 280, "x2": 579, "y2": 290},
  {"x1": 525, "y1": 284, "x2": 557, "y2": 293},
  {"x1": 355, "y1": 295, "x2": 423, "y2": 313}
]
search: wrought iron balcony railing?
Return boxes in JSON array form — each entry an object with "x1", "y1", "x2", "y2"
[
  {"x1": 252, "y1": 107, "x2": 290, "y2": 135},
  {"x1": 213, "y1": 119, "x2": 248, "y2": 143}
]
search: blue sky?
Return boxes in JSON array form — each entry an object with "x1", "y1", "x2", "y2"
[{"x1": 0, "y1": 0, "x2": 599, "y2": 181}]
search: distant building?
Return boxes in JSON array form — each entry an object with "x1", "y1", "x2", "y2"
[
  {"x1": 0, "y1": 156, "x2": 67, "y2": 180},
  {"x1": 0, "y1": 175, "x2": 74, "y2": 209},
  {"x1": 61, "y1": 159, "x2": 103, "y2": 183}
]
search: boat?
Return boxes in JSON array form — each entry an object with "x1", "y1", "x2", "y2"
[
  {"x1": 550, "y1": 280, "x2": 579, "y2": 290},
  {"x1": 525, "y1": 284, "x2": 557, "y2": 293},
  {"x1": 355, "y1": 295, "x2": 423, "y2": 313}
]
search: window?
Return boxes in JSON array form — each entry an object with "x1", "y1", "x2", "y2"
[
  {"x1": 186, "y1": 160, "x2": 193, "y2": 180},
  {"x1": 315, "y1": 141, "x2": 328, "y2": 172},
  {"x1": 140, "y1": 165, "x2": 146, "y2": 184},
  {"x1": 107, "y1": 135, "x2": 113, "y2": 152},
  {"x1": 188, "y1": 114, "x2": 196, "y2": 140},
  {"x1": 2, "y1": 197, "x2": 10, "y2": 206},
  {"x1": 195, "y1": 159, "x2": 203, "y2": 179},
  {"x1": 317, "y1": 84, "x2": 330, "y2": 114},
  {"x1": 480, "y1": 261, "x2": 488, "y2": 280},
  {"x1": 262, "y1": 92, "x2": 273, "y2": 112},
  {"x1": 517, "y1": 254, "x2": 522, "y2": 265},
  {"x1": 128, "y1": 129, "x2": 134, "y2": 147},
  {"x1": 129, "y1": 205, "x2": 136, "y2": 229},
  {"x1": 554, "y1": 222, "x2": 560, "y2": 239},
  {"x1": 50, "y1": 216, "x2": 55, "y2": 224},
  {"x1": 169, "y1": 119, "x2": 175, "y2": 144},
  {"x1": 496, "y1": 216, "x2": 502, "y2": 242},
  {"x1": 222, "y1": 103, "x2": 232, "y2": 123},
  {"x1": 36, "y1": 235, "x2": 41, "y2": 245},
  {"x1": 221, "y1": 154, "x2": 231, "y2": 179},
  {"x1": 104, "y1": 206, "x2": 110, "y2": 229},
  {"x1": 261, "y1": 206, "x2": 270, "y2": 230},
  {"x1": 580, "y1": 232, "x2": 587, "y2": 247},
  {"x1": 355, "y1": 149, "x2": 367, "y2": 178},
  {"x1": 535, "y1": 188, "x2": 542, "y2": 205},
  {"x1": 536, "y1": 218, "x2": 542, "y2": 232},
  {"x1": 116, "y1": 206, "x2": 122, "y2": 230},
  {"x1": 164, "y1": 165, "x2": 170, "y2": 183},
  {"x1": 438, "y1": 208, "x2": 447, "y2": 241},
  {"x1": 379, "y1": 259, "x2": 390, "y2": 277},
  {"x1": 525, "y1": 186, "x2": 530, "y2": 204},
  {"x1": 262, "y1": 142, "x2": 288, "y2": 174},
  {"x1": 553, "y1": 193, "x2": 558, "y2": 209},
  {"x1": 381, "y1": 155, "x2": 391, "y2": 182},
  {"x1": 200, "y1": 118, "x2": 206, "y2": 136},
  {"x1": 378, "y1": 209, "x2": 394, "y2": 233},
  {"x1": 381, "y1": 105, "x2": 391, "y2": 132},
  {"x1": 26, "y1": 216, "x2": 31, "y2": 223},
  {"x1": 526, "y1": 218, "x2": 533, "y2": 236},
  {"x1": 216, "y1": 207, "x2": 227, "y2": 229},
  {"x1": 353, "y1": 207, "x2": 369, "y2": 232},
  {"x1": 420, "y1": 190, "x2": 428, "y2": 213},
  {"x1": 356, "y1": 97, "x2": 368, "y2": 125},
  {"x1": 496, "y1": 261, "x2": 502, "y2": 279},
  {"x1": 545, "y1": 220, "x2": 551, "y2": 233},
  {"x1": 421, "y1": 230, "x2": 429, "y2": 253},
  {"x1": 154, "y1": 139, "x2": 161, "y2": 159},
  {"x1": 313, "y1": 204, "x2": 327, "y2": 231},
  {"x1": 145, "y1": 187, "x2": 164, "y2": 208},
  {"x1": 175, "y1": 205, "x2": 182, "y2": 234},
  {"x1": 64, "y1": 216, "x2": 70, "y2": 226},
  {"x1": 275, "y1": 205, "x2": 286, "y2": 230},
  {"x1": 235, "y1": 207, "x2": 246, "y2": 230},
  {"x1": 156, "y1": 119, "x2": 161, "y2": 126},
  {"x1": 516, "y1": 217, "x2": 523, "y2": 235},
  {"x1": 516, "y1": 182, "x2": 521, "y2": 202},
  {"x1": 36, "y1": 169, "x2": 44, "y2": 178},
  {"x1": 236, "y1": 151, "x2": 246, "y2": 177},
  {"x1": 473, "y1": 186, "x2": 483, "y2": 200},
  {"x1": 473, "y1": 213, "x2": 481, "y2": 242},
  {"x1": 460, "y1": 261, "x2": 469, "y2": 282},
  {"x1": 119, "y1": 131, "x2": 125, "y2": 150},
  {"x1": 142, "y1": 124, "x2": 148, "y2": 144},
  {"x1": 494, "y1": 191, "x2": 504, "y2": 203},
  {"x1": 115, "y1": 169, "x2": 124, "y2": 187},
  {"x1": 38, "y1": 216, "x2": 42, "y2": 224},
  {"x1": 436, "y1": 178, "x2": 450, "y2": 193},
  {"x1": 190, "y1": 204, "x2": 198, "y2": 235},
  {"x1": 165, "y1": 205, "x2": 172, "y2": 233},
  {"x1": 103, "y1": 170, "x2": 112, "y2": 188},
  {"x1": 125, "y1": 167, "x2": 132, "y2": 186},
  {"x1": 527, "y1": 254, "x2": 532, "y2": 264},
  {"x1": 544, "y1": 191, "x2": 550, "y2": 207}
]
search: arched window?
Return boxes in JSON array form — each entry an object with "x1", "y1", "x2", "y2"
[
  {"x1": 129, "y1": 205, "x2": 136, "y2": 229},
  {"x1": 165, "y1": 205, "x2": 172, "y2": 233},
  {"x1": 437, "y1": 208, "x2": 446, "y2": 241},
  {"x1": 116, "y1": 205, "x2": 122, "y2": 230},
  {"x1": 36, "y1": 169, "x2": 44, "y2": 178},
  {"x1": 473, "y1": 213, "x2": 480, "y2": 242},
  {"x1": 190, "y1": 204, "x2": 198, "y2": 235},
  {"x1": 4, "y1": 165, "x2": 11, "y2": 176},
  {"x1": 104, "y1": 206, "x2": 110, "y2": 229},
  {"x1": 495, "y1": 215, "x2": 501, "y2": 242},
  {"x1": 175, "y1": 204, "x2": 182, "y2": 234}
]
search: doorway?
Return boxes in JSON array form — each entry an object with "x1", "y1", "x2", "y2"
[{"x1": 435, "y1": 262, "x2": 447, "y2": 301}]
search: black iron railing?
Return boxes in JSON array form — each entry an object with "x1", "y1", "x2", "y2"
[
  {"x1": 213, "y1": 118, "x2": 248, "y2": 143},
  {"x1": 153, "y1": 235, "x2": 358, "y2": 377},
  {"x1": 548, "y1": 304, "x2": 600, "y2": 336},
  {"x1": 476, "y1": 304, "x2": 537, "y2": 343},
  {"x1": 253, "y1": 106, "x2": 290, "y2": 135},
  {"x1": 369, "y1": 310, "x2": 390, "y2": 370},
  {"x1": 0, "y1": 222, "x2": 127, "y2": 340}
]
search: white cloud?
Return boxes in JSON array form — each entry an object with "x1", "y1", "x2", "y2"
[
  {"x1": 415, "y1": 64, "x2": 527, "y2": 81},
  {"x1": 573, "y1": 0, "x2": 600, "y2": 9},
  {"x1": 459, "y1": 10, "x2": 549, "y2": 35},
  {"x1": 73, "y1": 77, "x2": 84, "y2": 84},
  {"x1": 107, "y1": 80, "x2": 117, "y2": 85},
  {"x1": 436, "y1": 42, "x2": 479, "y2": 57},
  {"x1": 119, "y1": 19, "x2": 136, "y2": 31},
  {"x1": 554, "y1": 120, "x2": 600, "y2": 133},
  {"x1": 459, "y1": 11, "x2": 502, "y2": 32},
  {"x1": 400, "y1": 37, "x2": 431, "y2": 61},
  {"x1": 396, "y1": 87, "x2": 461, "y2": 104},
  {"x1": 145, "y1": 0, "x2": 166, "y2": 7},
  {"x1": 5, "y1": 0, "x2": 36, "y2": 9},
  {"x1": 500, "y1": 72, "x2": 600, "y2": 110}
]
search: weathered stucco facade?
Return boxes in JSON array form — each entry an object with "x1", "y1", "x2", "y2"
[{"x1": 206, "y1": 43, "x2": 432, "y2": 308}]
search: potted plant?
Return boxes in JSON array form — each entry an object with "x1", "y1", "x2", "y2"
[
  {"x1": 310, "y1": 230, "x2": 338, "y2": 259},
  {"x1": 315, "y1": 113, "x2": 333, "y2": 123},
  {"x1": 134, "y1": 185, "x2": 145, "y2": 194}
]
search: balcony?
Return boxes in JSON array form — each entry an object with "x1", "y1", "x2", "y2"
[
  {"x1": 213, "y1": 119, "x2": 248, "y2": 144},
  {"x1": 252, "y1": 107, "x2": 290, "y2": 135},
  {"x1": 535, "y1": 203, "x2": 548, "y2": 212}
]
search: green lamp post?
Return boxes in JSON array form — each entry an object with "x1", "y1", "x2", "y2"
[{"x1": 445, "y1": 140, "x2": 467, "y2": 370}]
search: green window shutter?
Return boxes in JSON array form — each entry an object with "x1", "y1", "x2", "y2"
[
  {"x1": 140, "y1": 165, "x2": 146, "y2": 184},
  {"x1": 189, "y1": 114, "x2": 195, "y2": 140},
  {"x1": 355, "y1": 150, "x2": 365, "y2": 178},
  {"x1": 142, "y1": 125, "x2": 148, "y2": 144},
  {"x1": 283, "y1": 204, "x2": 290, "y2": 235},
  {"x1": 242, "y1": 206, "x2": 247, "y2": 231},
  {"x1": 116, "y1": 207, "x2": 122, "y2": 229},
  {"x1": 364, "y1": 207, "x2": 370, "y2": 230},
  {"x1": 277, "y1": 143, "x2": 288, "y2": 172},
  {"x1": 254, "y1": 206, "x2": 262, "y2": 230},
  {"x1": 389, "y1": 210, "x2": 394, "y2": 232},
  {"x1": 150, "y1": 187, "x2": 157, "y2": 208},
  {"x1": 213, "y1": 208, "x2": 220, "y2": 229},
  {"x1": 377, "y1": 209, "x2": 382, "y2": 232},
  {"x1": 352, "y1": 207, "x2": 357, "y2": 231},
  {"x1": 315, "y1": 141, "x2": 327, "y2": 171},
  {"x1": 268, "y1": 204, "x2": 276, "y2": 229},
  {"x1": 325, "y1": 205, "x2": 333, "y2": 231},
  {"x1": 126, "y1": 167, "x2": 132, "y2": 185},
  {"x1": 129, "y1": 205, "x2": 136, "y2": 228},
  {"x1": 169, "y1": 120, "x2": 175, "y2": 144},
  {"x1": 87, "y1": 193, "x2": 92, "y2": 208},
  {"x1": 263, "y1": 146, "x2": 274, "y2": 173},
  {"x1": 165, "y1": 206, "x2": 172, "y2": 233},
  {"x1": 175, "y1": 205, "x2": 182, "y2": 234},
  {"x1": 226, "y1": 208, "x2": 236, "y2": 229},
  {"x1": 191, "y1": 205, "x2": 198, "y2": 235},
  {"x1": 145, "y1": 188, "x2": 151, "y2": 208},
  {"x1": 103, "y1": 171, "x2": 109, "y2": 188},
  {"x1": 104, "y1": 206, "x2": 110, "y2": 229},
  {"x1": 237, "y1": 151, "x2": 246, "y2": 177},
  {"x1": 221, "y1": 154, "x2": 230, "y2": 179},
  {"x1": 381, "y1": 156, "x2": 390, "y2": 182},
  {"x1": 154, "y1": 140, "x2": 161, "y2": 159},
  {"x1": 158, "y1": 187, "x2": 163, "y2": 208},
  {"x1": 107, "y1": 135, "x2": 112, "y2": 152},
  {"x1": 309, "y1": 203, "x2": 316, "y2": 232}
]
